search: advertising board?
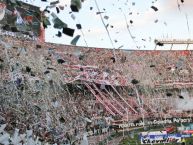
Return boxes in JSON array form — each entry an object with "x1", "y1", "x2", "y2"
[
  {"x1": 140, "y1": 134, "x2": 182, "y2": 144},
  {"x1": 140, "y1": 133, "x2": 193, "y2": 144}
]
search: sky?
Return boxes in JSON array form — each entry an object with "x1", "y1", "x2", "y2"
[{"x1": 21, "y1": 0, "x2": 193, "y2": 50}]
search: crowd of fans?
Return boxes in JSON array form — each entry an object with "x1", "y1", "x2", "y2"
[{"x1": 0, "y1": 32, "x2": 193, "y2": 144}]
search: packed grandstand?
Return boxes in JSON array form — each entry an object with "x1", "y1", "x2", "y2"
[
  {"x1": 1, "y1": 0, "x2": 193, "y2": 145},
  {"x1": 1, "y1": 31, "x2": 193, "y2": 144}
]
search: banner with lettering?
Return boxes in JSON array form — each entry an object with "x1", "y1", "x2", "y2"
[{"x1": 117, "y1": 117, "x2": 193, "y2": 128}]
